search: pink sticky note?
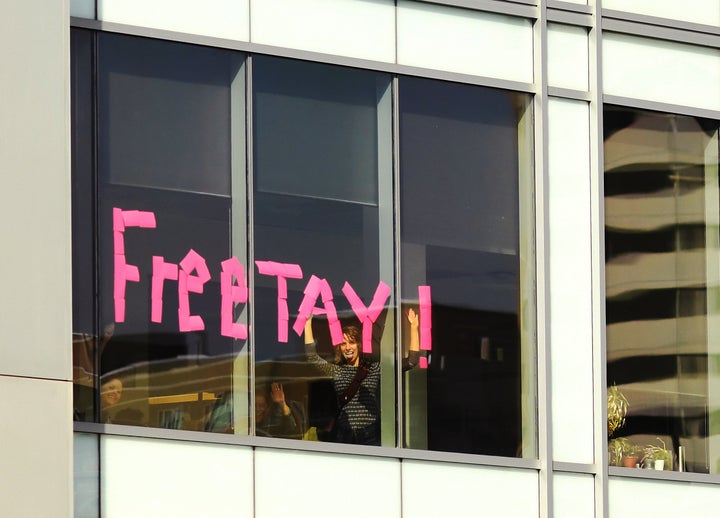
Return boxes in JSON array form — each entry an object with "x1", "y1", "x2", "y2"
[
  {"x1": 341, "y1": 282, "x2": 368, "y2": 321},
  {"x1": 277, "y1": 280, "x2": 288, "y2": 299},
  {"x1": 114, "y1": 298, "x2": 125, "y2": 323},
  {"x1": 177, "y1": 250, "x2": 210, "y2": 333},
  {"x1": 121, "y1": 210, "x2": 156, "y2": 228},
  {"x1": 319, "y1": 280, "x2": 334, "y2": 303},
  {"x1": 113, "y1": 231, "x2": 125, "y2": 254},
  {"x1": 151, "y1": 256, "x2": 179, "y2": 323},
  {"x1": 292, "y1": 276, "x2": 342, "y2": 344},
  {"x1": 292, "y1": 276, "x2": 322, "y2": 335},
  {"x1": 113, "y1": 255, "x2": 139, "y2": 321},
  {"x1": 113, "y1": 255, "x2": 128, "y2": 299},
  {"x1": 418, "y1": 285, "x2": 432, "y2": 351},
  {"x1": 180, "y1": 249, "x2": 211, "y2": 292},
  {"x1": 368, "y1": 282, "x2": 391, "y2": 316},
  {"x1": 420, "y1": 329, "x2": 432, "y2": 351},
  {"x1": 362, "y1": 318, "x2": 373, "y2": 354},
  {"x1": 341, "y1": 281, "x2": 391, "y2": 354},
  {"x1": 113, "y1": 208, "x2": 125, "y2": 232},
  {"x1": 121, "y1": 210, "x2": 139, "y2": 226},
  {"x1": 277, "y1": 318, "x2": 289, "y2": 343},
  {"x1": 419, "y1": 357, "x2": 428, "y2": 369},
  {"x1": 255, "y1": 260, "x2": 302, "y2": 279},
  {"x1": 280, "y1": 263, "x2": 303, "y2": 278},
  {"x1": 112, "y1": 207, "x2": 157, "y2": 323},
  {"x1": 179, "y1": 310, "x2": 205, "y2": 332},
  {"x1": 136, "y1": 212, "x2": 157, "y2": 228},
  {"x1": 256, "y1": 260, "x2": 303, "y2": 343},
  {"x1": 219, "y1": 257, "x2": 248, "y2": 340},
  {"x1": 125, "y1": 263, "x2": 139, "y2": 283}
]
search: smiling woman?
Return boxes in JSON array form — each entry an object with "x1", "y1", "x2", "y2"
[{"x1": 302, "y1": 313, "x2": 420, "y2": 446}]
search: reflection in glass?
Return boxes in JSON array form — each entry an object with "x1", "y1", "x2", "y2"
[
  {"x1": 71, "y1": 28, "x2": 98, "y2": 423},
  {"x1": 252, "y1": 56, "x2": 396, "y2": 445},
  {"x1": 605, "y1": 106, "x2": 720, "y2": 473},
  {"x1": 88, "y1": 33, "x2": 247, "y2": 432},
  {"x1": 399, "y1": 77, "x2": 536, "y2": 457}
]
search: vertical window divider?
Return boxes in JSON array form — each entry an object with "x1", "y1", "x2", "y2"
[
  {"x1": 391, "y1": 74, "x2": 404, "y2": 449},
  {"x1": 534, "y1": 2, "x2": 553, "y2": 517},
  {"x1": 589, "y1": 0, "x2": 609, "y2": 516},
  {"x1": 245, "y1": 54, "x2": 256, "y2": 438},
  {"x1": 90, "y1": 30, "x2": 102, "y2": 517},
  {"x1": 91, "y1": 29, "x2": 101, "y2": 428}
]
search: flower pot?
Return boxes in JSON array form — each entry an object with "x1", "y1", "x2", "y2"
[
  {"x1": 622, "y1": 455, "x2": 638, "y2": 468},
  {"x1": 654, "y1": 459, "x2": 665, "y2": 470}
]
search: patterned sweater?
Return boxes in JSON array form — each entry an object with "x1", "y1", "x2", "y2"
[{"x1": 306, "y1": 341, "x2": 419, "y2": 445}]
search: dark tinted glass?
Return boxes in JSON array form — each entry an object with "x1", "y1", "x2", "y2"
[
  {"x1": 399, "y1": 76, "x2": 535, "y2": 457},
  {"x1": 71, "y1": 28, "x2": 97, "y2": 422},
  {"x1": 252, "y1": 56, "x2": 395, "y2": 445},
  {"x1": 95, "y1": 33, "x2": 245, "y2": 430}
]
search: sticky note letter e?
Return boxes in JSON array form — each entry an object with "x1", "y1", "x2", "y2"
[{"x1": 220, "y1": 257, "x2": 248, "y2": 340}]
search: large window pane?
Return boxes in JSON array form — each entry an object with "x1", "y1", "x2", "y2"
[
  {"x1": 76, "y1": 33, "x2": 248, "y2": 432},
  {"x1": 399, "y1": 77, "x2": 536, "y2": 457},
  {"x1": 252, "y1": 56, "x2": 396, "y2": 446},
  {"x1": 605, "y1": 106, "x2": 720, "y2": 473}
]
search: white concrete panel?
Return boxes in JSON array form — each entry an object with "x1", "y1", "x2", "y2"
[
  {"x1": 0, "y1": 0, "x2": 72, "y2": 381},
  {"x1": 255, "y1": 448, "x2": 400, "y2": 518},
  {"x1": 603, "y1": 0, "x2": 720, "y2": 27},
  {"x1": 548, "y1": 23, "x2": 589, "y2": 91},
  {"x1": 71, "y1": 0, "x2": 94, "y2": 18},
  {"x1": 609, "y1": 476, "x2": 720, "y2": 518},
  {"x1": 554, "y1": 473, "x2": 595, "y2": 518},
  {"x1": 75, "y1": 433, "x2": 99, "y2": 518},
  {"x1": 0, "y1": 376, "x2": 72, "y2": 517},
  {"x1": 250, "y1": 0, "x2": 395, "y2": 63},
  {"x1": 548, "y1": 99, "x2": 594, "y2": 464},
  {"x1": 402, "y1": 460, "x2": 539, "y2": 518},
  {"x1": 397, "y1": 1, "x2": 533, "y2": 83},
  {"x1": 102, "y1": 436, "x2": 253, "y2": 518},
  {"x1": 98, "y1": 0, "x2": 250, "y2": 41},
  {"x1": 603, "y1": 33, "x2": 720, "y2": 112}
]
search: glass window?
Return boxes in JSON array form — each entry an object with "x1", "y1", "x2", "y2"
[
  {"x1": 71, "y1": 30, "x2": 538, "y2": 456},
  {"x1": 251, "y1": 56, "x2": 396, "y2": 445},
  {"x1": 605, "y1": 106, "x2": 720, "y2": 473},
  {"x1": 399, "y1": 77, "x2": 536, "y2": 457},
  {"x1": 72, "y1": 30, "x2": 248, "y2": 432}
]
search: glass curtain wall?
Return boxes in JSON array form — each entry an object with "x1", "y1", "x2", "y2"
[
  {"x1": 605, "y1": 106, "x2": 720, "y2": 473},
  {"x1": 71, "y1": 29, "x2": 537, "y2": 457}
]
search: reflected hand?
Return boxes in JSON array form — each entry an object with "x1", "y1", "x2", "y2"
[
  {"x1": 270, "y1": 383, "x2": 286, "y2": 404},
  {"x1": 407, "y1": 308, "x2": 419, "y2": 328},
  {"x1": 271, "y1": 383, "x2": 292, "y2": 416}
]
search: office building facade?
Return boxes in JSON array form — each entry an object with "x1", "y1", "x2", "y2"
[{"x1": 1, "y1": 0, "x2": 720, "y2": 516}]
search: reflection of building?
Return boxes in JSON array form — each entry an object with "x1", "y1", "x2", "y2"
[
  {"x1": 3, "y1": 2, "x2": 720, "y2": 517},
  {"x1": 605, "y1": 110, "x2": 719, "y2": 473}
]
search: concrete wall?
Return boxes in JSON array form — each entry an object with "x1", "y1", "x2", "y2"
[{"x1": 0, "y1": 1, "x2": 73, "y2": 516}]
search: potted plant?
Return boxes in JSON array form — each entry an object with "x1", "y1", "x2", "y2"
[
  {"x1": 608, "y1": 384, "x2": 631, "y2": 466},
  {"x1": 609, "y1": 437, "x2": 629, "y2": 467},
  {"x1": 642, "y1": 438, "x2": 673, "y2": 470},
  {"x1": 621, "y1": 443, "x2": 642, "y2": 468},
  {"x1": 607, "y1": 384, "x2": 629, "y2": 438}
]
